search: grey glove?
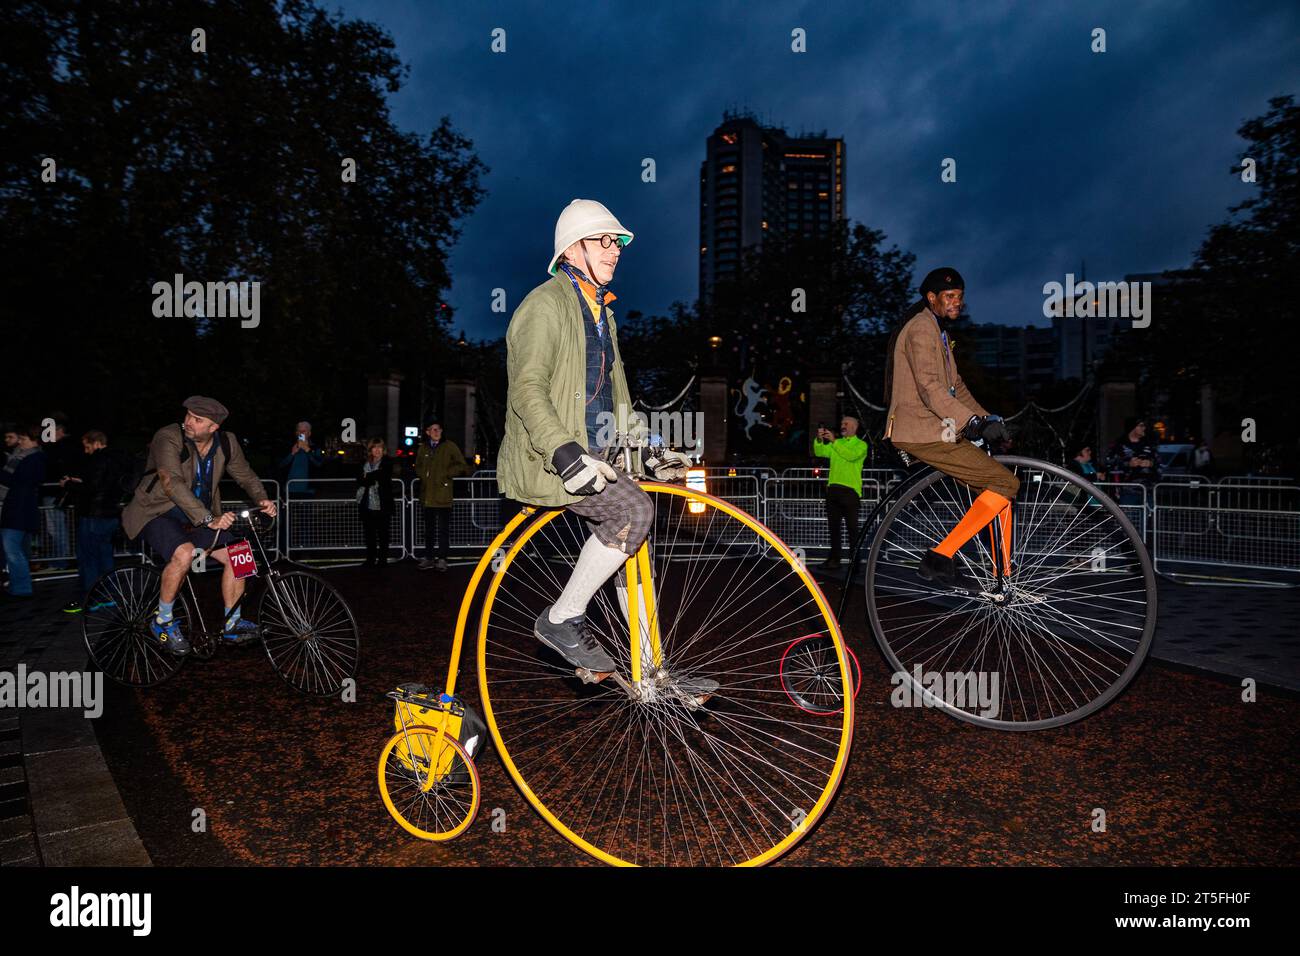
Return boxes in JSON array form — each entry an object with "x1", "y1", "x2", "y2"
[
  {"x1": 553, "y1": 442, "x2": 618, "y2": 496},
  {"x1": 645, "y1": 449, "x2": 693, "y2": 482}
]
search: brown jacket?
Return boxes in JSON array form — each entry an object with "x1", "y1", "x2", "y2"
[
  {"x1": 122, "y1": 424, "x2": 268, "y2": 539},
  {"x1": 885, "y1": 304, "x2": 987, "y2": 444}
]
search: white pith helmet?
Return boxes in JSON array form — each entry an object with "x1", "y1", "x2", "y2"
[{"x1": 548, "y1": 199, "x2": 633, "y2": 276}]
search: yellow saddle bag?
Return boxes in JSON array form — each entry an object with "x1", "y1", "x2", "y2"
[{"x1": 390, "y1": 683, "x2": 486, "y2": 784}]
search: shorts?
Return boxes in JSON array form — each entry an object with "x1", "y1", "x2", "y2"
[
  {"x1": 565, "y1": 461, "x2": 655, "y2": 555},
  {"x1": 139, "y1": 513, "x2": 234, "y2": 562}
]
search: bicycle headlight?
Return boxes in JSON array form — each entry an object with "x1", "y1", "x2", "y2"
[{"x1": 686, "y1": 467, "x2": 707, "y2": 514}]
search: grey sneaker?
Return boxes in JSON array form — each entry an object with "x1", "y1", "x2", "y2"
[
  {"x1": 418, "y1": 559, "x2": 436, "y2": 570},
  {"x1": 534, "y1": 606, "x2": 617, "y2": 673},
  {"x1": 435, "y1": 558, "x2": 448, "y2": 572}
]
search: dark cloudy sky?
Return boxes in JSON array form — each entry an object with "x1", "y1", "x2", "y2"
[{"x1": 334, "y1": 0, "x2": 1299, "y2": 339}]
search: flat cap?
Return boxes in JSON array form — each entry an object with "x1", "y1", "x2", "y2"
[{"x1": 182, "y1": 395, "x2": 229, "y2": 425}]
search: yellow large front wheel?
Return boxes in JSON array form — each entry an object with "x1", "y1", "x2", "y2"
[{"x1": 478, "y1": 483, "x2": 854, "y2": 866}]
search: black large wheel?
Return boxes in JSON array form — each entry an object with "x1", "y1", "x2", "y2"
[
  {"x1": 82, "y1": 565, "x2": 195, "y2": 687},
  {"x1": 865, "y1": 455, "x2": 1156, "y2": 730},
  {"x1": 258, "y1": 570, "x2": 360, "y2": 696}
]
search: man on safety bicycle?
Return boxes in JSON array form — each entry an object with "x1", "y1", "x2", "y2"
[
  {"x1": 121, "y1": 396, "x2": 278, "y2": 655},
  {"x1": 497, "y1": 199, "x2": 709, "y2": 691},
  {"x1": 883, "y1": 268, "x2": 1020, "y2": 590}
]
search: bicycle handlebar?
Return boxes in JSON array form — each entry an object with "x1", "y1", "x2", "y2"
[{"x1": 235, "y1": 507, "x2": 276, "y2": 532}]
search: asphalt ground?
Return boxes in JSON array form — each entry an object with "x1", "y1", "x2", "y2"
[{"x1": 93, "y1": 561, "x2": 1300, "y2": 866}]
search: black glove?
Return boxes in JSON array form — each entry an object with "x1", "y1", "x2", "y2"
[
  {"x1": 552, "y1": 441, "x2": 617, "y2": 496},
  {"x1": 963, "y1": 415, "x2": 1009, "y2": 445}
]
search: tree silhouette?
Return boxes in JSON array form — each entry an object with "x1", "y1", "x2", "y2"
[
  {"x1": 0, "y1": 0, "x2": 486, "y2": 457},
  {"x1": 1149, "y1": 95, "x2": 1298, "y2": 470}
]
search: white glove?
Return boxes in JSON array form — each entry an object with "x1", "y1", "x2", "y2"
[
  {"x1": 646, "y1": 449, "x2": 693, "y2": 482},
  {"x1": 553, "y1": 442, "x2": 618, "y2": 495}
]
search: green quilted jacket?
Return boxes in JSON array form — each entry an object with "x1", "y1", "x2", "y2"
[{"x1": 497, "y1": 271, "x2": 639, "y2": 506}]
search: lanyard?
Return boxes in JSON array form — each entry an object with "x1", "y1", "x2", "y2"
[
  {"x1": 560, "y1": 264, "x2": 605, "y2": 338},
  {"x1": 191, "y1": 445, "x2": 214, "y2": 502}
]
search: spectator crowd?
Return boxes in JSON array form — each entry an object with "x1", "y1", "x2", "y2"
[
  {"x1": 1, "y1": 409, "x2": 474, "y2": 605},
  {"x1": 0, "y1": 401, "x2": 1256, "y2": 603}
]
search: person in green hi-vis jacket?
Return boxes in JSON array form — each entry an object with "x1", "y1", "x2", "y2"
[{"x1": 812, "y1": 416, "x2": 869, "y2": 569}]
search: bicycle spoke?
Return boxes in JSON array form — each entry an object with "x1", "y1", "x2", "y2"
[
  {"x1": 480, "y1": 485, "x2": 852, "y2": 865},
  {"x1": 867, "y1": 458, "x2": 1155, "y2": 728}
]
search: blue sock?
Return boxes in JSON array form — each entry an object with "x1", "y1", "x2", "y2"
[{"x1": 156, "y1": 600, "x2": 174, "y2": 623}]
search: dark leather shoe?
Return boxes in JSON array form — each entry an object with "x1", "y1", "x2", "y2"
[{"x1": 917, "y1": 550, "x2": 976, "y2": 591}]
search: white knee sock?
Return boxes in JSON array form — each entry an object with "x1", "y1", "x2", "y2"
[{"x1": 549, "y1": 534, "x2": 629, "y2": 623}]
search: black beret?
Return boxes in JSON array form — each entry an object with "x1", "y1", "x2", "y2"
[{"x1": 920, "y1": 267, "x2": 965, "y2": 296}]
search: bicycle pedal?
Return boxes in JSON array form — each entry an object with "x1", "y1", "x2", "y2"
[{"x1": 575, "y1": 667, "x2": 614, "y2": 684}]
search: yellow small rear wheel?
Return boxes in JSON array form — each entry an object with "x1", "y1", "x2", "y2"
[{"x1": 378, "y1": 726, "x2": 481, "y2": 841}]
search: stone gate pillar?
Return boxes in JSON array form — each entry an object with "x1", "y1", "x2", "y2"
[
  {"x1": 367, "y1": 371, "x2": 403, "y2": 453},
  {"x1": 698, "y1": 374, "x2": 728, "y2": 463},
  {"x1": 808, "y1": 373, "x2": 840, "y2": 445},
  {"x1": 444, "y1": 378, "x2": 477, "y2": 458},
  {"x1": 1098, "y1": 380, "x2": 1136, "y2": 448}
]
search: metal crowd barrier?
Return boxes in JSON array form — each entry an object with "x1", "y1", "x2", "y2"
[
  {"x1": 30, "y1": 478, "x2": 282, "y2": 571},
  {"x1": 762, "y1": 477, "x2": 883, "y2": 556},
  {"x1": 284, "y1": 477, "x2": 406, "y2": 561},
  {"x1": 409, "y1": 476, "x2": 510, "y2": 556},
  {"x1": 780, "y1": 466, "x2": 903, "y2": 492},
  {"x1": 31, "y1": 483, "x2": 77, "y2": 569},
  {"x1": 1220, "y1": 475, "x2": 1297, "y2": 486},
  {"x1": 705, "y1": 465, "x2": 776, "y2": 482},
  {"x1": 676, "y1": 474, "x2": 765, "y2": 557},
  {"x1": 15, "y1": 471, "x2": 1300, "y2": 588},
  {"x1": 32, "y1": 483, "x2": 143, "y2": 570},
  {"x1": 701, "y1": 474, "x2": 762, "y2": 516},
  {"x1": 1006, "y1": 478, "x2": 1146, "y2": 566},
  {"x1": 1152, "y1": 482, "x2": 1300, "y2": 586},
  {"x1": 1087, "y1": 481, "x2": 1149, "y2": 540}
]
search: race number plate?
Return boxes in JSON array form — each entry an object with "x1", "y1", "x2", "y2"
[{"x1": 226, "y1": 539, "x2": 258, "y2": 579}]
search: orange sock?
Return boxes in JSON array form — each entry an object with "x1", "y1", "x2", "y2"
[
  {"x1": 996, "y1": 503, "x2": 1012, "y2": 575},
  {"x1": 934, "y1": 490, "x2": 1011, "y2": 558}
]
